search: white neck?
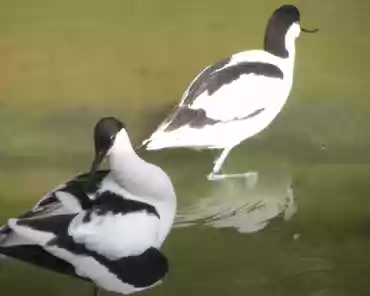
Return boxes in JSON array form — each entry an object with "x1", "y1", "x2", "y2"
[
  {"x1": 107, "y1": 129, "x2": 146, "y2": 190},
  {"x1": 107, "y1": 129, "x2": 175, "y2": 202},
  {"x1": 109, "y1": 129, "x2": 136, "y2": 156},
  {"x1": 106, "y1": 129, "x2": 176, "y2": 247},
  {"x1": 279, "y1": 23, "x2": 300, "y2": 84},
  {"x1": 284, "y1": 23, "x2": 300, "y2": 61}
]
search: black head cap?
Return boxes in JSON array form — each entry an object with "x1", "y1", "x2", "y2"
[
  {"x1": 273, "y1": 5, "x2": 300, "y2": 24},
  {"x1": 264, "y1": 5, "x2": 301, "y2": 58},
  {"x1": 85, "y1": 117, "x2": 125, "y2": 193},
  {"x1": 94, "y1": 117, "x2": 125, "y2": 156}
]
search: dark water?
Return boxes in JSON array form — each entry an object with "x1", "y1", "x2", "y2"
[{"x1": 1, "y1": 0, "x2": 370, "y2": 295}]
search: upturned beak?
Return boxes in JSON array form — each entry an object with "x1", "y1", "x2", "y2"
[
  {"x1": 301, "y1": 27, "x2": 319, "y2": 33},
  {"x1": 86, "y1": 150, "x2": 106, "y2": 192}
]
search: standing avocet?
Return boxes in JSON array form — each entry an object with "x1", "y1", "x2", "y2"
[
  {"x1": 0, "y1": 117, "x2": 177, "y2": 295},
  {"x1": 142, "y1": 5, "x2": 317, "y2": 180}
]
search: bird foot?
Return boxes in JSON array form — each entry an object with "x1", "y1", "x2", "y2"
[{"x1": 207, "y1": 172, "x2": 259, "y2": 188}]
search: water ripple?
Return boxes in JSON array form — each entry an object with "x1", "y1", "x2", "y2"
[{"x1": 175, "y1": 171, "x2": 296, "y2": 233}]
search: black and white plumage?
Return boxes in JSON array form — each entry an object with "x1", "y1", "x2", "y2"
[
  {"x1": 0, "y1": 117, "x2": 177, "y2": 295},
  {"x1": 142, "y1": 5, "x2": 317, "y2": 180}
]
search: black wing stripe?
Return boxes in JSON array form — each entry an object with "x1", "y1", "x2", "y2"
[
  {"x1": 165, "y1": 106, "x2": 266, "y2": 131},
  {"x1": 0, "y1": 244, "x2": 167, "y2": 288},
  {"x1": 8, "y1": 213, "x2": 166, "y2": 287},
  {"x1": 83, "y1": 191, "x2": 159, "y2": 222},
  {"x1": 49, "y1": 236, "x2": 168, "y2": 288},
  {"x1": 37, "y1": 195, "x2": 59, "y2": 208},
  {"x1": 16, "y1": 214, "x2": 74, "y2": 236},
  {"x1": 22, "y1": 170, "x2": 110, "y2": 219},
  {"x1": 184, "y1": 57, "x2": 231, "y2": 105},
  {"x1": 182, "y1": 61, "x2": 283, "y2": 107},
  {"x1": 0, "y1": 245, "x2": 82, "y2": 279},
  {"x1": 165, "y1": 107, "x2": 218, "y2": 131},
  {"x1": 207, "y1": 62, "x2": 283, "y2": 96}
]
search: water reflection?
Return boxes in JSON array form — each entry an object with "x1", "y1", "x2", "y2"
[{"x1": 175, "y1": 171, "x2": 296, "y2": 233}]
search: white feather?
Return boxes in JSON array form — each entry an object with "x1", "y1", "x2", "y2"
[
  {"x1": 55, "y1": 191, "x2": 83, "y2": 213},
  {"x1": 0, "y1": 117, "x2": 176, "y2": 294},
  {"x1": 143, "y1": 24, "x2": 300, "y2": 153},
  {"x1": 45, "y1": 245, "x2": 147, "y2": 295},
  {"x1": 68, "y1": 211, "x2": 159, "y2": 259},
  {"x1": 7, "y1": 219, "x2": 55, "y2": 246}
]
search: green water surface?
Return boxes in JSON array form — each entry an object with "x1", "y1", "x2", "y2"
[{"x1": 1, "y1": 0, "x2": 370, "y2": 295}]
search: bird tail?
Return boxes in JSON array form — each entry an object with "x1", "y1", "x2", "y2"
[
  {"x1": 0, "y1": 225, "x2": 9, "y2": 244},
  {"x1": 139, "y1": 137, "x2": 165, "y2": 151},
  {"x1": 140, "y1": 129, "x2": 173, "y2": 151},
  {"x1": 0, "y1": 225, "x2": 10, "y2": 260},
  {"x1": 138, "y1": 105, "x2": 184, "y2": 151},
  {"x1": 138, "y1": 137, "x2": 151, "y2": 150}
]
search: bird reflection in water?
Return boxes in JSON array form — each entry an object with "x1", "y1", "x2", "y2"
[{"x1": 175, "y1": 171, "x2": 296, "y2": 233}]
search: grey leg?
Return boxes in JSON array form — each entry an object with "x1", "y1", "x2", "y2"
[
  {"x1": 93, "y1": 286, "x2": 99, "y2": 296},
  {"x1": 207, "y1": 147, "x2": 233, "y2": 180},
  {"x1": 207, "y1": 147, "x2": 259, "y2": 188}
]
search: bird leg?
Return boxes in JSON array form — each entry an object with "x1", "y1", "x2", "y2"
[
  {"x1": 207, "y1": 147, "x2": 259, "y2": 188},
  {"x1": 207, "y1": 147, "x2": 232, "y2": 181},
  {"x1": 92, "y1": 286, "x2": 99, "y2": 296}
]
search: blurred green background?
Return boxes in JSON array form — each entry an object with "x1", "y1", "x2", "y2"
[{"x1": 1, "y1": 0, "x2": 370, "y2": 295}]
